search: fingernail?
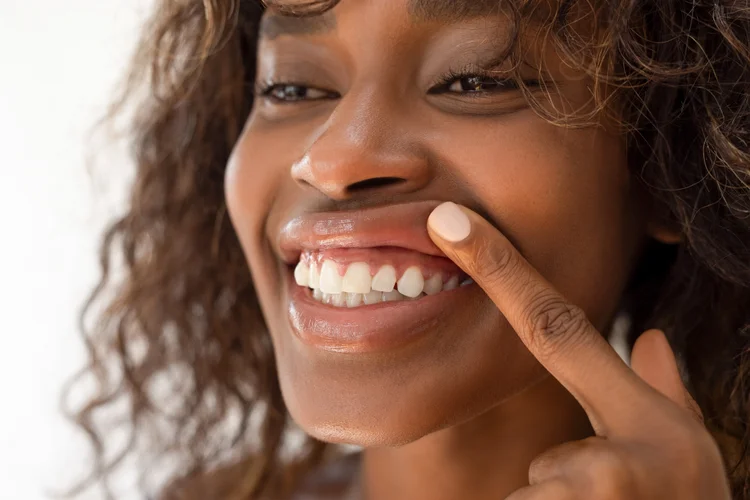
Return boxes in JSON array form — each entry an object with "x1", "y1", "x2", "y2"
[{"x1": 428, "y1": 202, "x2": 471, "y2": 243}]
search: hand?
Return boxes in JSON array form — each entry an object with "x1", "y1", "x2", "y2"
[{"x1": 426, "y1": 202, "x2": 731, "y2": 500}]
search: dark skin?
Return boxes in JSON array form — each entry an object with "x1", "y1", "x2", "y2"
[{"x1": 225, "y1": 1, "x2": 730, "y2": 498}]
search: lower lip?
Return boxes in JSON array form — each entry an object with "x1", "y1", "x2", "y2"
[{"x1": 287, "y1": 271, "x2": 478, "y2": 354}]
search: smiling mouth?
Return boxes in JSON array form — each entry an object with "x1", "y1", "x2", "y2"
[
  {"x1": 293, "y1": 247, "x2": 474, "y2": 307},
  {"x1": 277, "y1": 200, "x2": 482, "y2": 352},
  {"x1": 287, "y1": 266, "x2": 480, "y2": 353}
]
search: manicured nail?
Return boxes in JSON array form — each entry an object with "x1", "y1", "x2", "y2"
[{"x1": 428, "y1": 202, "x2": 471, "y2": 243}]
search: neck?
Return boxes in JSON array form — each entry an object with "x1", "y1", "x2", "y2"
[{"x1": 360, "y1": 376, "x2": 593, "y2": 500}]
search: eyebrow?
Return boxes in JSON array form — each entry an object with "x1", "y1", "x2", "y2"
[{"x1": 259, "y1": 0, "x2": 513, "y2": 40}]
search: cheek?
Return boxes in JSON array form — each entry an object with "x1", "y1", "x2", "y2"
[
  {"x1": 225, "y1": 115, "x2": 313, "y2": 245},
  {"x1": 225, "y1": 121, "x2": 294, "y2": 320},
  {"x1": 226, "y1": 122, "x2": 287, "y2": 233},
  {"x1": 430, "y1": 114, "x2": 643, "y2": 327}
]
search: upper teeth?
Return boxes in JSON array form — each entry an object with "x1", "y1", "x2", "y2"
[
  {"x1": 343, "y1": 262, "x2": 371, "y2": 293},
  {"x1": 371, "y1": 265, "x2": 396, "y2": 292},
  {"x1": 294, "y1": 260, "x2": 463, "y2": 298},
  {"x1": 397, "y1": 266, "x2": 424, "y2": 298}
]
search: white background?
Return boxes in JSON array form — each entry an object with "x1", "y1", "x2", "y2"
[{"x1": 0, "y1": 1, "x2": 152, "y2": 498}]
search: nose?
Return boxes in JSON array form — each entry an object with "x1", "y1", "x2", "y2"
[{"x1": 291, "y1": 88, "x2": 430, "y2": 200}]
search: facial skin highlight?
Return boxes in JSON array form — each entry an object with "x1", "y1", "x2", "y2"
[{"x1": 225, "y1": 0, "x2": 653, "y2": 453}]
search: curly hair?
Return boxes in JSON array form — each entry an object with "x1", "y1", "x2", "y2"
[{"x1": 63, "y1": 0, "x2": 750, "y2": 498}]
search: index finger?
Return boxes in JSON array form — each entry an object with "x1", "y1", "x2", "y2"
[{"x1": 427, "y1": 202, "x2": 647, "y2": 429}]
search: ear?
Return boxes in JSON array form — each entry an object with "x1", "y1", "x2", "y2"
[
  {"x1": 646, "y1": 219, "x2": 683, "y2": 244},
  {"x1": 640, "y1": 190, "x2": 683, "y2": 244}
]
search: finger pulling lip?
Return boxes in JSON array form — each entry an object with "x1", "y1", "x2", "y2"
[
  {"x1": 278, "y1": 199, "x2": 479, "y2": 353},
  {"x1": 286, "y1": 271, "x2": 478, "y2": 354},
  {"x1": 277, "y1": 200, "x2": 447, "y2": 265}
]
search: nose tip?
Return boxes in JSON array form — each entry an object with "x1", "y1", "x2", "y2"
[
  {"x1": 291, "y1": 147, "x2": 430, "y2": 200},
  {"x1": 290, "y1": 85, "x2": 432, "y2": 200}
]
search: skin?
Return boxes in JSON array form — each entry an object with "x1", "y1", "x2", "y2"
[
  {"x1": 224, "y1": 0, "x2": 730, "y2": 498},
  {"x1": 425, "y1": 204, "x2": 728, "y2": 499}
]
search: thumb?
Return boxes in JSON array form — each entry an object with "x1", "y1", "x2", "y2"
[{"x1": 631, "y1": 329, "x2": 703, "y2": 423}]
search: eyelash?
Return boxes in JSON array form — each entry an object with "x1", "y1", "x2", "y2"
[
  {"x1": 255, "y1": 67, "x2": 540, "y2": 103},
  {"x1": 429, "y1": 67, "x2": 540, "y2": 96},
  {"x1": 255, "y1": 80, "x2": 339, "y2": 103}
]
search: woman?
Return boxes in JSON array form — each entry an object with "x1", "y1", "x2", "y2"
[{"x1": 67, "y1": 0, "x2": 750, "y2": 498}]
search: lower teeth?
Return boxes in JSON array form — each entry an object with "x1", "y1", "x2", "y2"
[
  {"x1": 309, "y1": 278, "x2": 474, "y2": 307},
  {"x1": 312, "y1": 289, "x2": 421, "y2": 306}
]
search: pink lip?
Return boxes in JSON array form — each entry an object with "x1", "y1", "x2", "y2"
[
  {"x1": 277, "y1": 200, "x2": 447, "y2": 265},
  {"x1": 287, "y1": 271, "x2": 478, "y2": 353},
  {"x1": 277, "y1": 200, "x2": 479, "y2": 353}
]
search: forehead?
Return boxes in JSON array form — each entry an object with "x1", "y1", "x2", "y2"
[{"x1": 259, "y1": 0, "x2": 513, "y2": 39}]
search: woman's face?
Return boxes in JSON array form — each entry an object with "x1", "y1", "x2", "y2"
[{"x1": 226, "y1": 0, "x2": 647, "y2": 445}]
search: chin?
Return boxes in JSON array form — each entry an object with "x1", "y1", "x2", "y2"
[{"x1": 276, "y1": 339, "x2": 549, "y2": 448}]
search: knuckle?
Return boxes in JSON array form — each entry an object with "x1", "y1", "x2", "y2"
[
  {"x1": 669, "y1": 428, "x2": 721, "y2": 477},
  {"x1": 467, "y1": 237, "x2": 519, "y2": 287},
  {"x1": 528, "y1": 439, "x2": 587, "y2": 483},
  {"x1": 587, "y1": 448, "x2": 635, "y2": 495},
  {"x1": 528, "y1": 454, "x2": 552, "y2": 484},
  {"x1": 524, "y1": 291, "x2": 590, "y2": 356},
  {"x1": 545, "y1": 478, "x2": 576, "y2": 500},
  {"x1": 647, "y1": 429, "x2": 726, "y2": 497}
]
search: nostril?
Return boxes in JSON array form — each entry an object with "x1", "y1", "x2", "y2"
[{"x1": 347, "y1": 177, "x2": 406, "y2": 193}]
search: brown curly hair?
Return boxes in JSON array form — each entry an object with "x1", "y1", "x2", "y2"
[{"x1": 63, "y1": 0, "x2": 750, "y2": 498}]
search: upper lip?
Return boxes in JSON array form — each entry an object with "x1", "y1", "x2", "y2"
[{"x1": 277, "y1": 200, "x2": 448, "y2": 264}]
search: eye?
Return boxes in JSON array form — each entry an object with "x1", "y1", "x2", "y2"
[
  {"x1": 428, "y1": 67, "x2": 540, "y2": 96},
  {"x1": 446, "y1": 75, "x2": 518, "y2": 93},
  {"x1": 258, "y1": 82, "x2": 337, "y2": 103}
]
